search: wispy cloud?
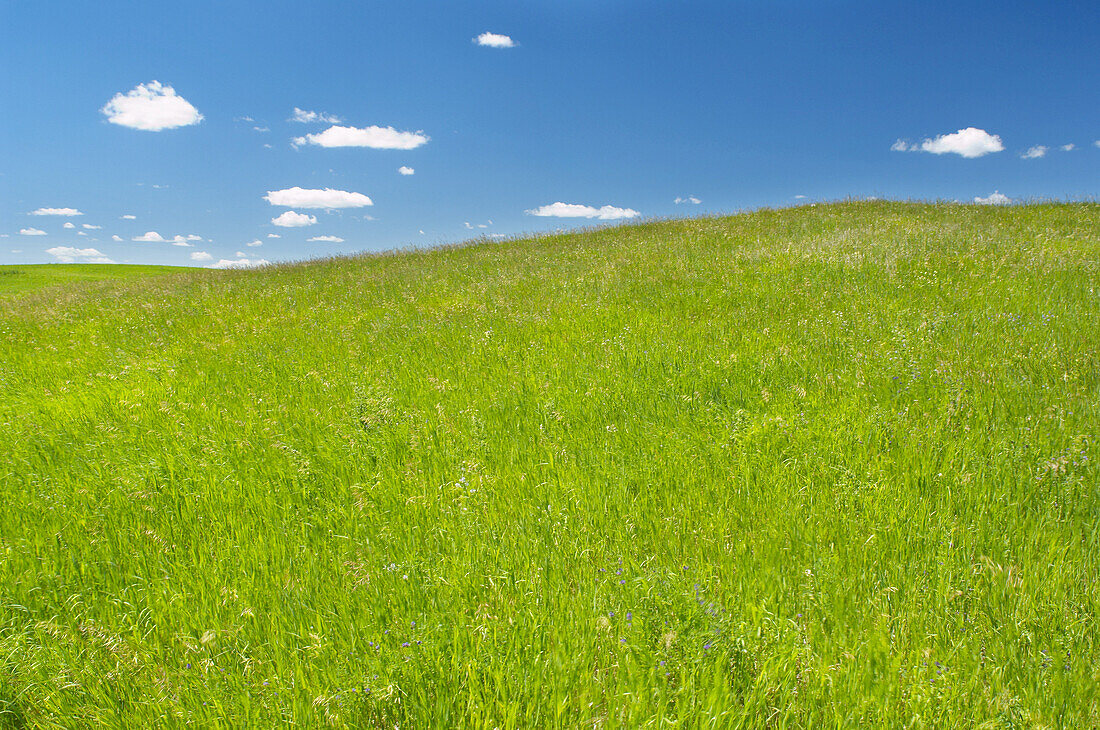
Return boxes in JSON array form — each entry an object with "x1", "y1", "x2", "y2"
[
  {"x1": 271, "y1": 211, "x2": 317, "y2": 227},
  {"x1": 46, "y1": 246, "x2": 113, "y2": 263},
  {"x1": 293, "y1": 125, "x2": 429, "y2": 149},
  {"x1": 1021, "y1": 145, "x2": 1047, "y2": 159},
  {"x1": 245, "y1": 239, "x2": 263, "y2": 247},
  {"x1": 307, "y1": 235, "x2": 345, "y2": 242},
  {"x1": 101, "y1": 81, "x2": 203, "y2": 131},
  {"x1": 1061, "y1": 143, "x2": 1076, "y2": 152},
  {"x1": 265, "y1": 187, "x2": 373, "y2": 208},
  {"x1": 892, "y1": 127, "x2": 1004, "y2": 158},
  {"x1": 267, "y1": 233, "x2": 281, "y2": 238},
  {"x1": 29, "y1": 207, "x2": 82, "y2": 216},
  {"x1": 82, "y1": 224, "x2": 101, "y2": 230},
  {"x1": 20, "y1": 228, "x2": 47, "y2": 236},
  {"x1": 674, "y1": 196, "x2": 701, "y2": 205},
  {"x1": 475, "y1": 32, "x2": 516, "y2": 48},
  {"x1": 120, "y1": 214, "x2": 136, "y2": 220},
  {"x1": 526, "y1": 202, "x2": 640, "y2": 220},
  {"x1": 289, "y1": 107, "x2": 341, "y2": 124}
]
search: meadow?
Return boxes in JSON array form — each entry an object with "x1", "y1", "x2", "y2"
[{"x1": 1, "y1": 201, "x2": 1097, "y2": 727}]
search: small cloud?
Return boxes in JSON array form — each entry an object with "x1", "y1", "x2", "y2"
[
  {"x1": 1061, "y1": 143, "x2": 1076, "y2": 152},
  {"x1": 398, "y1": 166, "x2": 415, "y2": 175},
  {"x1": 271, "y1": 211, "x2": 318, "y2": 227},
  {"x1": 19, "y1": 228, "x2": 47, "y2": 236},
  {"x1": 265, "y1": 187, "x2": 373, "y2": 208},
  {"x1": 101, "y1": 81, "x2": 203, "y2": 131},
  {"x1": 1095, "y1": 140, "x2": 1100, "y2": 148},
  {"x1": 794, "y1": 195, "x2": 807, "y2": 199},
  {"x1": 526, "y1": 202, "x2": 640, "y2": 220},
  {"x1": 674, "y1": 196, "x2": 701, "y2": 205},
  {"x1": 289, "y1": 107, "x2": 341, "y2": 124},
  {"x1": 170, "y1": 235, "x2": 199, "y2": 247},
  {"x1": 253, "y1": 126, "x2": 269, "y2": 133},
  {"x1": 82, "y1": 224, "x2": 101, "y2": 229},
  {"x1": 1021, "y1": 145, "x2": 1048, "y2": 159},
  {"x1": 46, "y1": 246, "x2": 113, "y2": 263},
  {"x1": 245, "y1": 239, "x2": 263, "y2": 247},
  {"x1": 63, "y1": 222, "x2": 76, "y2": 229},
  {"x1": 267, "y1": 233, "x2": 280, "y2": 238},
  {"x1": 293, "y1": 125, "x2": 429, "y2": 150},
  {"x1": 475, "y1": 32, "x2": 516, "y2": 48},
  {"x1": 974, "y1": 191, "x2": 1012, "y2": 205},
  {"x1": 209, "y1": 257, "x2": 270, "y2": 269},
  {"x1": 419, "y1": 229, "x2": 425, "y2": 235},
  {"x1": 308, "y1": 235, "x2": 345, "y2": 242},
  {"x1": 30, "y1": 207, "x2": 82, "y2": 216},
  {"x1": 112, "y1": 235, "x2": 124, "y2": 241},
  {"x1": 894, "y1": 128, "x2": 1004, "y2": 158},
  {"x1": 133, "y1": 231, "x2": 167, "y2": 242},
  {"x1": 120, "y1": 214, "x2": 136, "y2": 220},
  {"x1": 191, "y1": 251, "x2": 213, "y2": 262},
  {"x1": 77, "y1": 231, "x2": 88, "y2": 236}
]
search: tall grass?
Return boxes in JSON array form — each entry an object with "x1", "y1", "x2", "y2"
[{"x1": 1, "y1": 201, "x2": 1097, "y2": 727}]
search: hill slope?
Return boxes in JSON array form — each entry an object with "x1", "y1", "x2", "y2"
[{"x1": 1, "y1": 202, "x2": 1098, "y2": 727}]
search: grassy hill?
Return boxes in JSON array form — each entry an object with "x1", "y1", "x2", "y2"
[
  {"x1": 0, "y1": 263, "x2": 184, "y2": 296},
  {"x1": 1, "y1": 202, "x2": 1097, "y2": 727}
]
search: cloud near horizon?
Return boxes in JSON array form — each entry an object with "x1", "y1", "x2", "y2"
[
  {"x1": 265, "y1": 187, "x2": 373, "y2": 208},
  {"x1": 210, "y1": 257, "x2": 270, "y2": 269},
  {"x1": 974, "y1": 191, "x2": 1012, "y2": 205},
  {"x1": 892, "y1": 127, "x2": 1004, "y2": 158},
  {"x1": 46, "y1": 246, "x2": 114, "y2": 263},
  {"x1": 526, "y1": 202, "x2": 640, "y2": 220},
  {"x1": 133, "y1": 231, "x2": 202, "y2": 245},
  {"x1": 308, "y1": 235, "x2": 345, "y2": 242},
  {"x1": 101, "y1": 81, "x2": 203, "y2": 131},
  {"x1": 475, "y1": 32, "x2": 516, "y2": 48},
  {"x1": 293, "y1": 125, "x2": 429, "y2": 149}
]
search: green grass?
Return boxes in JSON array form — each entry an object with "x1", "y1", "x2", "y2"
[
  {"x1": 0, "y1": 263, "x2": 185, "y2": 295},
  {"x1": 1, "y1": 201, "x2": 1097, "y2": 727}
]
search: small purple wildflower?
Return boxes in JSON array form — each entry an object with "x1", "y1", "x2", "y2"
[{"x1": 402, "y1": 642, "x2": 410, "y2": 647}]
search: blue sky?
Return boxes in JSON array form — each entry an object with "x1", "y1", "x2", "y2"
[{"x1": 1, "y1": 0, "x2": 1096, "y2": 267}]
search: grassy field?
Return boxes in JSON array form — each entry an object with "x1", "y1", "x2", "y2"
[
  {"x1": 1, "y1": 201, "x2": 1097, "y2": 727},
  {"x1": 0, "y1": 264, "x2": 184, "y2": 296}
]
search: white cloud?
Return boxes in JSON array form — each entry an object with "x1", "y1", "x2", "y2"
[
  {"x1": 63, "y1": 222, "x2": 76, "y2": 229},
  {"x1": 253, "y1": 126, "x2": 269, "y2": 133},
  {"x1": 266, "y1": 233, "x2": 280, "y2": 238},
  {"x1": 917, "y1": 128, "x2": 1004, "y2": 158},
  {"x1": 290, "y1": 107, "x2": 341, "y2": 124},
  {"x1": 209, "y1": 257, "x2": 270, "y2": 269},
  {"x1": 293, "y1": 125, "x2": 429, "y2": 149},
  {"x1": 19, "y1": 228, "x2": 47, "y2": 236},
  {"x1": 674, "y1": 196, "x2": 701, "y2": 205},
  {"x1": 120, "y1": 214, "x2": 136, "y2": 220},
  {"x1": 101, "y1": 81, "x2": 203, "y2": 131},
  {"x1": 526, "y1": 202, "x2": 640, "y2": 220},
  {"x1": 30, "y1": 207, "x2": 82, "y2": 216},
  {"x1": 245, "y1": 239, "x2": 263, "y2": 247},
  {"x1": 1061, "y1": 144, "x2": 1076, "y2": 152},
  {"x1": 475, "y1": 32, "x2": 516, "y2": 48},
  {"x1": 1095, "y1": 140, "x2": 1100, "y2": 148},
  {"x1": 77, "y1": 231, "x2": 88, "y2": 236},
  {"x1": 398, "y1": 166, "x2": 415, "y2": 175},
  {"x1": 132, "y1": 231, "x2": 201, "y2": 244},
  {"x1": 794, "y1": 194, "x2": 807, "y2": 199},
  {"x1": 265, "y1": 187, "x2": 373, "y2": 209},
  {"x1": 112, "y1": 235, "x2": 124, "y2": 241},
  {"x1": 1021, "y1": 145, "x2": 1047, "y2": 159},
  {"x1": 82, "y1": 224, "x2": 101, "y2": 229},
  {"x1": 890, "y1": 139, "x2": 915, "y2": 152},
  {"x1": 46, "y1": 246, "x2": 114, "y2": 263},
  {"x1": 308, "y1": 235, "x2": 345, "y2": 242},
  {"x1": 191, "y1": 251, "x2": 213, "y2": 262},
  {"x1": 974, "y1": 191, "x2": 1012, "y2": 205},
  {"x1": 271, "y1": 211, "x2": 318, "y2": 227}
]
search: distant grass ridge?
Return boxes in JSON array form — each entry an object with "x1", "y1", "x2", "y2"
[
  {"x1": 0, "y1": 263, "x2": 184, "y2": 295},
  {"x1": 1, "y1": 202, "x2": 1097, "y2": 727}
]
